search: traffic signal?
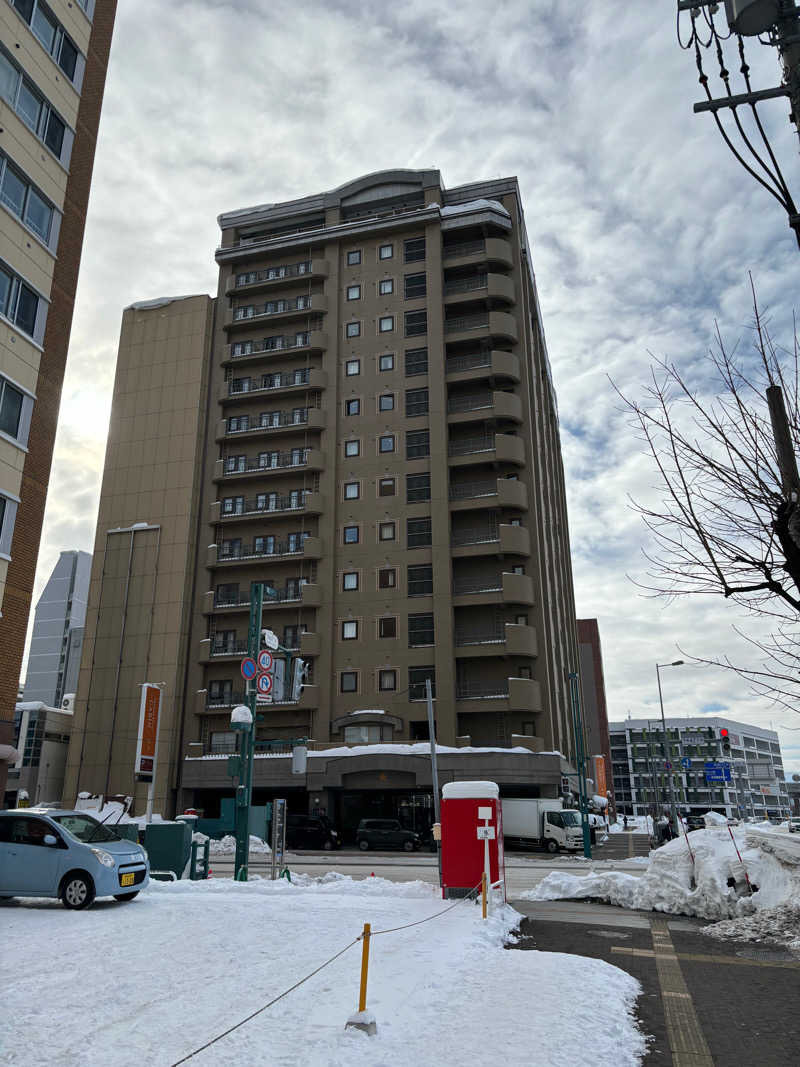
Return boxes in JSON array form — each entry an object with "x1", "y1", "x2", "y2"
[{"x1": 720, "y1": 728, "x2": 731, "y2": 755}]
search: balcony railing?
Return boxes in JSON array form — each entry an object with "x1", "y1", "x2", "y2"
[
  {"x1": 229, "y1": 369, "x2": 310, "y2": 396},
  {"x1": 219, "y1": 540, "x2": 310, "y2": 563},
  {"x1": 233, "y1": 296, "x2": 312, "y2": 321},
  {"x1": 215, "y1": 582, "x2": 306, "y2": 607},
  {"x1": 220, "y1": 491, "x2": 310, "y2": 518},
  {"x1": 231, "y1": 333, "x2": 310, "y2": 358},
  {"x1": 235, "y1": 261, "x2": 312, "y2": 287},
  {"x1": 227, "y1": 410, "x2": 308, "y2": 435},
  {"x1": 452, "y1": 575, "x2": 502, "y2": 595},
  {"x1": 456, "y1": 681, "x2": 509, "y2": 700},
  {"x1": 206, "y1": 690, "x2": 246, "y2": 709},
  {"x1": 447, "y1": 393, "x2": 493, "y2": 413},
  {"x1": 451, "y1": 526, "x2": 499, "y2": 547},
  {"x1": 210, "y1": 640, "x2": 250, "y2": 657},
  {"x1": 223, "y1": 449, "x2": 310, "y2": 475},
  {"x1": 444, "y1": 314, "x2": 490, "y2": 335},
  {"x1": 444, "y1": 274, "x2": 488, "y2": 296},
  {"x1": 454, "y1": 627, "x2": 505, "y2": 647},
  {"x1": 448, "y1": 435, "x2": 495, "y2": 456},
  {"x1": 443, "y1": 240, "x2": 486, "y2": 259},
  {"x1": 445, "y1": 351, "x2": 493, "y2": 374},
  {"x1": 449, "y1": 481, "x2": 498, "y2": 500}
]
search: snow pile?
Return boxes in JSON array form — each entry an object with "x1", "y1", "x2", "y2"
[
  {"x1": 609, "y1": 815, "x2": 653, "y2": 835},
  {"x1": 525, "y1": 826, "x2": 800, "y2": 925},
  {"x1": 208, "y1": 834, "x2": 271, "y2": 855},
  {"x1": 704, "y1": 905, "x2": 800, "y2": 952}
]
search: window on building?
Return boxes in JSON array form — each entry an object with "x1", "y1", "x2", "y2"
[
  {"x1": 11, "y1": 1, "x2": 82, "y2": 83},
  {"x1": 405, "y1": 347, "x2": 428, "y2": 376},
  {"x1": 0, "y1": 50, "x2": 70, "y2": 163},
  {"x1": 346, "y1": 321, "x2": 361, "y2": 338},
  {"x1": 0, "y1": 152, "x2": 55, "y2": 244},
  {"x1": 343, "y1": 572, "x2": 359, "y2": 591},
  {"x1": 409, "y1": 667, "x2": 434, "y2": 700},
  {"x1": 347, "y1": 284, "x2": 361, "y2": 300},
  {"x1": 379, "y1": 279, "x2": 394, "y2": 296},
  {"x1": 404, "y1": 237, "x2": 425, "y2": 262},
  {"x1": 511, "y1": 565, "x2": 525, "y2": 575},
  {"x1": 379, "y1": 393, "x2": 395, "y2": 412},
  {"x1": 344, "y1": 482, "x2": 360, "y2": 500},
  {"x1": 404, "y1": 273, "x2": 427, "y2": 300},
  {"x1": 378, "y1": 669, "x2": 397, "y2": 691},
  {"x1": 379, "y1": 617, "x2": 397, "y2": 638},
  {"x1": 406, "y1": 430, "x2": 430, "y2": 459},
  {"x1": 379, "y1": 521, "x2": 396, "y2": 541},
  {"x1": 378, "y1": 477, "x2": 396, "y2": 497},
  {"x1": 405, "y1": 388, "x2": 429, "y2": 416},
  {"x1": 343, "y1": 525, "x2": 360, "y2": 544},
  {"x1": 0, "y1": 259, "x2": 44, "y2": 340},
  {"x1": 342, "y1": 620, "x2": 358, "y2": 640},
  {"x1": 0, "y1": 377, "x2": 24, "y2": 439},
  {"x1": 406, "y1": 473, "x2": 431, "y2": 503},
  {"x1": 344, "y1": 724, "x2": 383, "y2": 743},
  {"x1": 379, "y1": 434, "x2": 395, "y2": 453},
  {"x1": 345, "y1": 359, "x2": 360, "y2": 376},
  {"x1": 408, "y1": 613, "x2": 434, "y2": 647},
  {"x1": 209, "y1": 680, "x2": 234, "y2": 704},
  {"x1": 407, "y1": 564, "x2": 433, "y2": 597},
  {"x1": 0, "y1": 492, "x2": 17, "y2": 559},
  {"x1": 379, "y1": 244, "x2": 393, "y2": 260},
  {"x1": 227, "y1": 414, "x2": 249, "y2": 433},
  {"x1": 407, "y1": 517, "x2": 432, "y2": 548},
  {"x1": 515, "y1": 614, "x2": 528, "y2": 626},
  {"x1": 346, "y1": 398, "x2": 360, "y2": 416},
  {"x1": 221, "y1": 496, "x2": 244, "y2": 515},
  {"x1": 340, "y1": 671, "x2": 358, "y2": 693},
  {"x1": 404, "y1": 310, "x2": 427, "y2": 337},
  {"x1": 378, "y1": 567, "x2": 396, "y2": 589},
  {"x1": 379, "y1": 315, "x2": 394, "y2": 333},
  {"x1": 347, "y1": 250, "x2": 362, "y2": 265},
  {"x1": 379, "y1": 354, "x2": 394, "y2": 371},
  {"x1": 344, "y1": 439, "x2": 360, "y2": 457}
]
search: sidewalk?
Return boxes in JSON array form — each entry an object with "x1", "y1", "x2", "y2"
[{"x1": 510, "y1": 899, "x2": 800, "y2": 1065}]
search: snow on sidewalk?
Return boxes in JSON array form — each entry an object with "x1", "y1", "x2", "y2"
[{"x1": 0, "y1": 873, "x2": 646, "y2": 1067}]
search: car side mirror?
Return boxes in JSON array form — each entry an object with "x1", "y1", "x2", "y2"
[{"x1": 43, "y1": 834, "x2": 57, "y2": 846}]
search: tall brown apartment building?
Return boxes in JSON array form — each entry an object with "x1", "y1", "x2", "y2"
[
  {"x1": 0, "y1": 0, "x2": 116, "y2": 799},
  {"x1": 63, "y1": 170, "x2": 582, "y2": 836}
]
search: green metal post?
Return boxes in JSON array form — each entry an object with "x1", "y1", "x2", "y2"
[
  {"x1": 568, "y1": 671, "x2": 592, "y2": 859},
  {"x1": 234, "y1": 582, "x2": 265, "y2": 881}
]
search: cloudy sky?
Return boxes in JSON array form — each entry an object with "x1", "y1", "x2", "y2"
[{"x1": 32, "y1": 1, "x2": 800, "y2": 774}]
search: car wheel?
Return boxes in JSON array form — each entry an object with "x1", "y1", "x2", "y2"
[
  {"x1": 358, "y1": 839, "x2": 369, "y2": 851},
  {"x1": 403, "y1": 839, "x2": 414, "y2": 852},
  {"x1": 61, "y1": 873, "x2": 95, "y2": 910},
  {"x1": 113, "y1": 891, "x2": 139, "y2": 902},
  {"x1": 0, "y1": 896, "x2": 14, "y2": 903},
  {"x1": 546, "y1": 839, "x2": 559, "y2": 854},
  {"x1": 323, "y1": 840, "x2": 334, "y2": 851}
]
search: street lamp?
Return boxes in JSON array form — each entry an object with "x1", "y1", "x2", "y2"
[{"x1": 656, "y1": 661, "x2": 684, "y2": 836}]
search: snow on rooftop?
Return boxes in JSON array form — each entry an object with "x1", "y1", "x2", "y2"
[
  {"x1": 125, "y1": 295, "x2": 205, "y2": 311},
  {"x1": 349, "y1": 709, "x2": 386, "y2": 716},
  {"x1": 440, "y1": 198, "x2": 510, "y2": 218},
  {"x1": 442, "y1": 781, "x2": 500, "y2": 799},
  {"x1": 188, "y1": 742, "x2": 563, "y2": 761}
]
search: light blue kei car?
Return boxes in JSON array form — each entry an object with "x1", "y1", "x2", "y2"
[{"x1": 0, "y1": 808, "x2": 149, "y2": 909}]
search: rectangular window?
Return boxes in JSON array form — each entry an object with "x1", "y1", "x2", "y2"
[
  {"x1": 379, "y1": 434, "x2": 395, "y2": 453},
  {"x1": 0, "y1": 259, "x2": 44, "y2": 341},
  {"x1": 340, "y1": 671, "x2": 358, "y2": 693},
  {"x1": 404, "y1": 310, "x2": 427, "y2": 337},
  {"x1": 405, "y1": 348, "x2": 428, "y2": 376},
  {"x1": 378, "y1": 567, "x2": 396, "y2": 590},
  {"x1": 379, "y1": 617, "x2": 397, "y2": 639},
  {"x1": 0, "y1": 48, "x2": 71, "y2": 164},
  {"x1": 406, "y1": 473, "x2": 431, "y2": 503},
  {"x1": 346, "y1": 321, "x2": 361, "y2": 338},
  {"x1": 343, "y1": 571, "x2": 359, "y2": 591},
  {"x1": 347, "y1": 284, "x2": 361, "y2": 301},
  {"x1": 346, "y1": 398, "x2": 360, "y2": 416},
  {"x1": 379, "y1": 244, "x2": 393, "y2": 260},
  {"x1": 346, "y1": 359, "x2": 360, "y2": 376},
  {"x1": 0, "y1": 377, "x2": 24, "y2": 439},
  {"x1": 378, "y1": 669, "x2": 397, "y2": 691},
  {"x1": 221, "y1": 496, "x2": 244, "y2": 515},
  {"x1": 409, "y1": 667, "x2": 435, "y2": 701},
  {"x1": 12, "y1": 1, "x2": 82, "y2": 85},
  {"x1": 407, "y1": 517, "x2": 432, "y2": 548},
  {"x1": 407, "y1": 564, "x2": 433, "y2": 597},
  {"x1": 0, "y1": 152, "x2": 55, "y2": 244},
  {"x1": 342, "y1": 620, "x2": 358, "y2": 640},
  {"x1": 378, "y1": 477, "x2": 396, "y2": 497},
  {"x1": 379, "y1": 521, "x2": 396, "y2": 541},
  {"x1": 379, "y1": 315, "x2": 394, "y2": 333},
  {"x1": 227, "y1": 415, "x2": 249, "y2": 433},
  {"x1": 343, "y1": 525, "x2": 359, "y2": 544},
  {"x1": 406, "y1": 430, "x2": 430, "y2": 459},
  {"x1": 379, "y1": 279, "x2": 393, "y2": 296},
  {"x1": 404, "y1": 237, "x2": 426, "y2": 263},
  {"x1": 405, "y1": 388, "x2": 429, "y2": 417},
  {"x1": 344, "y1": 481, "x2": 360, "y2": 500},
  {"x1": 345, "y1": 439, "x2": 360, "y2": 457},
  {"x1": 404, "y1": 273, "x2": 427, "y2": 300},
  {"x1": 379, "y1": 354, "x2": 394, "y2": 372},
  {"x1": 378, "y1": 393, "x2": 395, "y2": 412},
  {"x1": 408, "y1": 613, "x2": 435, "y2": 647},
  {"x1": 347, "y1": 250, "x2": 361, "y2": 265}
]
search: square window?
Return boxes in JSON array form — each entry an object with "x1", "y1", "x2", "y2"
[
  {"x1": 342, "y1": 620, "x2": 358, "y2": 640},
  {"x1": 404, "y1": 310, "x2": 427, "y2": 337},
  {"x1": 405, "y1": 388, "x2": 429, "y2": 416},
  {"x1": 379, "y1": 521, "x2": 396, "y2": 541},
  {"x1": 379, "y1": 669, "x2": 397, "y2": 691},
  {"x1": 345, "y1": 439, "x2": 361, "y2": 457},
  {"x1": 404, "y1": 273, "x2": 427, "y2": 300},
  {"x1": 379, "y1": 617, "x2": 397, "y2": 639},
  {"x1": 409, "y1": 666, "x2": 434, "y2": 700},
  {"x1": 406, "y1": 473, "x2": 431, "y2": 503},
  {"x1": 378, "y1": 567, "x2": 396, "y2": 589},
  {"x1": 346, "y1": 359, "x2": 360, "y2": 376},
  {"x1": 346, "y1": 399, "x2": 361, "y2": 416},
  {"x1": 408, "y1": 564, "x2": 433, "y2": 596},
  {"x1": 347, "y1": 250, "x2": 362, "y2": 266},
  {"x1": 340, "y1": 671, "x2": 358, "y2": 693},
  {"x1": 379, "y1": 244, "x2": 393, "y2": 260},
  {"x1": 344, "y1": 482, "x2": 360, "y2": 500},
  {"x1": 347, "y1": 285, "x2": 361, "y2": 301},
  {"x1": 408, "y1": 613, "x2": 435, "y2": 647},
  {"x1": 346, "y1": 322, "x2": 361, "y2": 338},
  {"x1": 378, "y1": 477, "x2": 396, "y2": 497},
  {"x1": 379, "y1": 394, "x2": 395, "y2": 412},
  {"x1": 379, "y1": 279, "x2": 394, "y2": 296},
  {"x1": 379, "y1": 316, "x2": 394, "y2": 333},
  {"x1": 406, "y1": 430, "x2": 430, "y2": 459},
  {"x1": 344, "y1": 525, "x2": 360, "y2": 544},
  {"x1": 404, "y1": 237, "x2": 426, "y2": 263},
  {"x1": 379, "y1": 435, "x2": 395, "y2": 453},
  {"x1": 379, "y1": 354, "x2": 394, "y2": 372},
  {"x1": 405, "y1": 348, "x2": 428, "y2": 376},
  {"x1": 407, "y1": 517, "x2": 432, "y2": 548},
  {"x1": 343, "y1": 572, "x2": 359, "y2": 591}
]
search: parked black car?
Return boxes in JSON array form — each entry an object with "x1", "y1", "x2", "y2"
[
  {"x1": 355, "y1": 818, "x2": 421, "y2": 852},
  {"x1": 286, "y1": 814, "x2": 339, "y2": 851}
]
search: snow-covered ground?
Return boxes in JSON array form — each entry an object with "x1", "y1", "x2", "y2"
[
  {"x1": 208, "y1": 833, "x2": 271, "y2": 855},
  {"x1": 0, "y1": 874, "x2": 647, "y2": 1067},
  {"x1": 525, "y1": 825, "x2": 800, "y2": 948},
  {"x1": 609, "y1": 816, "x2": 653, "y2": 836}
]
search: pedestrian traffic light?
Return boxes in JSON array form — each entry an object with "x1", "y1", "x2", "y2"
[{"x1": 720, "y1": 728, "x2": 731, "y2": 755}]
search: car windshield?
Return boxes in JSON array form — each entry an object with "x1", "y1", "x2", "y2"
[
  {"x1": 52, "y1": 813, "x2": 121, "y2": 843},
  {"x1": 561, "y1": 811, "x2": 581, "y2": 827}
]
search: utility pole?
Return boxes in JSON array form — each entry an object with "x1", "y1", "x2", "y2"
[
  {"x1": 568, "y1": 671, "x2": 592, "y2": 859},
  {"x1": 425, "y1": 678, "x2": 442, "y2": 886},
  {"x1": 656, "y1": 662, "x2": 683, "y2": 837}
]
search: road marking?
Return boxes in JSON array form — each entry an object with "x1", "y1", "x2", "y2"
[
  {"x1": 648, "y1": 918, "x2": 715, "y2": 1067},
  {"x1": 611, "y1": 946, "x2": 800, "y2": 969}
]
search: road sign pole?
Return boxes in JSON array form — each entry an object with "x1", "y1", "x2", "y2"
[{"x1": 234, "y1": 582, "x2": 265, "y2": 881}]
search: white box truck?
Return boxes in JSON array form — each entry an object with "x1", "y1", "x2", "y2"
[{"x1": 502, "y1": 799, "x2": 584, "y2": 853}]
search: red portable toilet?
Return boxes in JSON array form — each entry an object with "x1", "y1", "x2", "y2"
[{"x1": 440, "y1": 781, "x2": 505, "y2": 901}]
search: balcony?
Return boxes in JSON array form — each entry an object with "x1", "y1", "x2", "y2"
[
  {"x1": 199, "y1": 684, "x2": 320, "y2": 714},
  {"x1": 443, "y1": 273, "x2": 515, "y2": 306},
  {"x1": 449, "y1": 478, "x2": 528, "y2": 512},
  {"x1": 221, "y1": 367, "x2": 327, "y2": 404},
  {"x1": 202, "y1": 582, "x2": 321, "y2": 615},
  {"x1": 225, "y1": 259, "x2": 329, "y2": 297},
  {"x1": 442, "y1": 237, "x2": 513, "y2": 270},
  {"x1": 214, "y1": 448, "x2": 324, "y2": 483},
  {"x1": 447, "y1": 433, "x2": 526, "y2": 468},
  {"x1": 445, "y1": 349, "x2": 521, "y2": 385},
  {"x1": 208, "y1": 536, "x2": 322, "y2": 568},
  {"x1": 210, "y1": 490, "x2": 324, "y2": 525},
  {"x1": 450, "y1": 524, "x2": 530, "y2": 558},
  {"x1": 299, "y1": 631, "x2": 321, "y2": 657},
  {"x1": 451, "y1": 571, "x2": 534, "y2": 607},
  {"x1": 198, "y1": 639, "x2": 250, "y2": 664},
  {"x1": 447, "y1": 391, "x2": 522, "y2": 425},
  {"x1": 224, "y1": 294, "x2": 328, "y2": 332},
  {"x1": 454, "y1": 623, "x2": 538, "y2": 659},
  {"x1": 455, "y1": 677, "x2": 542, "y2": 713},
  {"x1": 223, "y1": 330, "x2": 327, "y2": 364},
  {"x1": 216, "y1": 407, "x2": 325, "y2": 442},
  {"x1": 444, "y1": 311, "x2": 518, "y2": 346}
]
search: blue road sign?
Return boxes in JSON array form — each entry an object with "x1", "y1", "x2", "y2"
[
  {"x1": 240, "y1": 657, "x2": 257, "y2": 681},
  {"x1": 681, "y1": 757, "x2": 692, "y2": 771},
  {"x1": 704, "y1": 760, "x2": 732, "y2": 783},
  {"x1": 664, "y1": 761, "x2": 672, "y2": 771}
]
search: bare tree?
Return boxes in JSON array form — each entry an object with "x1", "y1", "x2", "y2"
[{"x1": 617, "y1": 285, "x2": 800, "y2": 711}]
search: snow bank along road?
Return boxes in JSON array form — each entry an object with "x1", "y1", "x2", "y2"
[{"x1": 0, "y1": 874, "x2": 647, "y2": 1067}]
